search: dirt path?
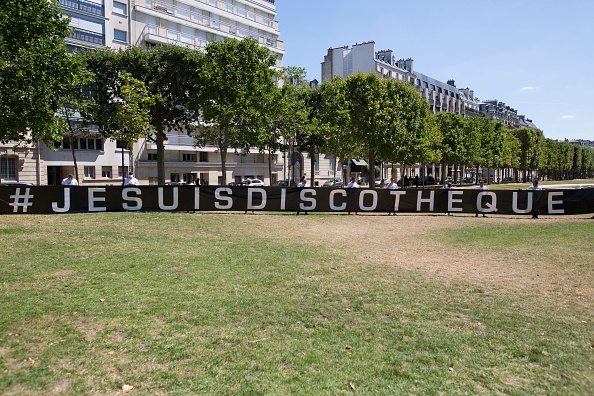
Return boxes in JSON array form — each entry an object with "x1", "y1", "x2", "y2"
[{"x1": 245, "y1": 213, "x2": 594, "y2": 309}]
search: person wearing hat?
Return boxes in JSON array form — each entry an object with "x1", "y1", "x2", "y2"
[
  {"x1": 527, "y1": 178, "x2": 542, "y2": 219},
  {"x1": 61, "y1": 173, "x2": 79, "y2": 186},
  {"x1": 124, "y1": 172, "x2": 139, "y2": 186}
]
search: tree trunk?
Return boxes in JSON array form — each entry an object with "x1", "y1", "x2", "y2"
[
  {"x1": 267, "y1": 146, "x2": 273, "y2": 185},
  {"x1": 309, "y1": 144, "x2": 315, "y2": 187},
  {"x1": 368, "y1": 150, "x2": 376, "y2": 188},
  {"x1": 156, "y1": 128, "x2": 166, "y2": 186},
  {"x1": 70, "y1": 142, "x2": 79, "y2": 184}
]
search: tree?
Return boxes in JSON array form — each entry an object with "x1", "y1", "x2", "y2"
[
  {"x1": 0, "y1": 0, "x2": 76, "y2": 144},
  {"x1": 514, "y1": 128, "x2": 545, "y2": 180},
  {"x1": 262, "y1": 67, "x2": 308, "y2": 184},
  {"x1": 382, "y1": 79, "x2": 439, "y2": 184},
  {"x1": 318, "y1": 77, "x2": 353, "y2": 180},
  {"x1": 83, "y1": 46, "x2": 202, "y2": 185},
  {"x1": 343, "y1": 73, "x2": 392, "y2": 187},
  {"x1": 196, "y1": 38, "x2": 277, "y2": 186},
  {"x1": 435, "y1": 112, "x2": 465, "y2": 183}
]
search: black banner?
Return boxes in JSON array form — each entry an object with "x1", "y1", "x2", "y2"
[{"x1": 1, "y1": 186, "x2": 593, "y2": 215}]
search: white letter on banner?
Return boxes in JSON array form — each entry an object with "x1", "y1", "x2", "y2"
[
  {"x1": 280, "y1": 188, "x2": 286, "y2": 211},
  {"x1": 194, "y1": 187, "x2": 200, "y2": 211},
  {"x1": 214, "y1": 187, "x2": 233, "y2": 210},
  {"x1": 88, "y1": 188, "x2": 106, "y2": 212},
  {"x1": 477, "y1": 191, "x2": 498, "y2": 213},
  {"x1": 448, "y1": 190, "x2": 464, "y2": 213},
  {"x1": 330, "y1": 189, "x2": 347, "y2": 211},
  {"x1": 300, "y1": 188, "x2": 316, "y2": 211},
  {"x1": 247, "y1": 188, "x2": 267, "y2": 210},
  {"x1": 359, "y1": 190, "x2": 378, "y2": 211},
  {"x1": 52, "y1": 188, "x2": 71, "y2": 213},
  {"x1": 390, "y1": 190, "x2": 406, "y2": 212},
  {"x1": 548, "y1": 191, "x2": 565, "y2": 214},
  {"x1": 122, "y1": 188, "x2": 142, "y2": 211},
  {"x1": 416, "y1": 190, "x2": 434, "y2": 212},
  {"x1": 512, "y1": 191, "x2": 532, "y2": 214},
  {"x1": 158, "y1": 187, "x2": 178, "y2": 210}
]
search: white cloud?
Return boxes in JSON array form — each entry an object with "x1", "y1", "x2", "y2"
[
  {"x1": 520, "y1": 86, "x2": 540, "y2": 91},
  {"x1": 561, "y1": 115, "x2": 576, "y2": 119}
]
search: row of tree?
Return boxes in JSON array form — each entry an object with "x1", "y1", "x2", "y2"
[{"x1": 2, "y1": 0, "x2": 592, "y2": 186}]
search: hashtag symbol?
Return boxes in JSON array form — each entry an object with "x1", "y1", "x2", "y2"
[{"x1": 9, "y1": 188, "x2": 35, "y2": 213}]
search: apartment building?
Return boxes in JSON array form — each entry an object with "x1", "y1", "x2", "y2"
[
  {"x1": 321, "y1": 41, "x2": 539, "y2": 128},
  {"x1": 129, "y1": 0, "x2": 285, "y2": 185},
  {"x1": 1, "y1": 0, "x2": 286, "y2": 186}
]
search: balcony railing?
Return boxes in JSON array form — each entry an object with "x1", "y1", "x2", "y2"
[
  {"x1": 68, "y1": 28, "x2": 104, "y2": 45},
  {"x1": 59, "y1": 0, "x2": 104, "y2": 16},
  {"x1": 137, "y1": 0, "x2": 279, "y2": 31},
  {"x1": 141, "y1": 24, "x2": 207, "y2": 50},
  {"x1": 137, "y1": 1, "x2": 283, "y2": 51}
]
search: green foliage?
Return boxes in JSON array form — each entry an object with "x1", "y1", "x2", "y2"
[
  {"x1": 196, "y1": 38, "x2": 278, "y2": 185},
  {"x1": 0, "y1": 0, "x2": 77, "y2": 144}
]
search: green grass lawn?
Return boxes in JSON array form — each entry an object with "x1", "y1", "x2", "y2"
[{"x1": 0, "y1": 213, "x2": 592, "y2": 395}]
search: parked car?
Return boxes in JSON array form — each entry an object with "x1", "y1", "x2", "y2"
[
  {"x1": 421, "y1": 175, "x2": 436, "y2": 185},
  {"x1": 374, "y1": 178, "x2": 389, "y2": 187},
  {"x1": 323, "y1": 178, "x2": 344, "y2": 188},
  {"x1": 0, "y1": 182, "x2": 33, "y2": 186},
  {"x1": 274, "y1": 180, "x2": 289, "y2": 187},
  {"x1": 502, "y1": 176, "x2": 513, "y2": 183},
  {"x1": 165, "y1": 181, "x2": 186, "y2": 186},
  {"x1": 246, "y1": 178, "x2": 265, "y2": 186}
]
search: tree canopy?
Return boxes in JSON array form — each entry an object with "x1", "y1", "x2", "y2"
[{"x1": 0, "y1": 0, "x2": 76, "y2": 143}]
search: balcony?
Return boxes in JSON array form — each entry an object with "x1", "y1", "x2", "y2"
[
  {"x1": 136, "y1": 1, "x2": 283, "y2": 51},
  {"x1": 140, "y1": 25, "x2": 207, "y2": 49},
  {"x1": 68, "y1": 28, "x2": 104, "y2": 46},
  {"x1": 59, "y1": 0, "x2": 104, "y2": 16},
  {"x1": 136, "y1": 0, "x2": 279, "y2": 31}
]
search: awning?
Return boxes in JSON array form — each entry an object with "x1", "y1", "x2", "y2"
[{"x1": 351, "y1": 159, "x2": 368, "y2": 166}]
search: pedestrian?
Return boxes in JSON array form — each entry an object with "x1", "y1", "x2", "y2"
[
  {"x1": 475, "y1": 179, "x2": 488, "y2": 217},
  {"x1": 386, "y1": 177, "x2": 398, "y2": 215},
  {"x1": 527, "y1": 178, "x2": 543, "y2": 219},
  {"x1": 124, "y1": 172, "x2": 139, "y2": 186},
  {"x1": 61, "y1": 173, "x2": 79, "y2": 186},
  {"x1": 346, "y1": 177, "x2": 359, "y2": 215},
  {"x1": 296, "y1": 176, "x2": 309, "y2": 216},
  {"x1": 346, "y1": 177, "x2": 359, "y2": 188},
  {"x1": 444, "y1": 181, "x2": 454, "y2": 216}
]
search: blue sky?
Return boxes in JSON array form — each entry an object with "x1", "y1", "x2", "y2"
[{"x1": 275, "y1": 0, "x2": 593, "y2": 141}]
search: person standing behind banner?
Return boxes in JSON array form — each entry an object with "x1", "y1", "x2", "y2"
[
  {"x1": 527, "y1": 178, "x2": 543, "y2": 219},
  {"x1": 386, "y1": 177, "x2": 398, "y2": 215},
  {"x1": 444, "y1": 181, "x2": 454, "y2": 216},
  {"x1": 124, "y1": 172, "x2": 139, "y2": 186},
  {"x1": 346, "y1": 177, "x2": 359, "y2": 188},
  {"x1": 346, "y1": 177, "x2": 359, "y2": 214},
  {"x1": 296, "y1": 176, "x2": 309, "y2": 216},
  {"x1": 61, "y1": 174, "x2": 79, "y2": 186},
  {"x1": 475, "y1": 179, "x2": 488, "y2": 217}
]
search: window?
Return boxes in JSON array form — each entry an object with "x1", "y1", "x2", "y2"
[
  {"x1": 84, "y1": 166, "x2": 95, "y2": 179},
  {"x1": 102, "y1": 166, "x2": 112, "y2": 178},
  {"x1": 170, "y1": 173, "x2": 180, "y2": 182},
  {"x1": 114, "y1": 29, "x2": 127, "y2": 42},
  {"x1": 0, "y1": 156, "x2": 17, "y2": 180},
  {"x1": 55, "y1": 137, "x2": 102, "y2": 150},
  {"x1": 118, "y1": 166, "x2": 129, "y2": 177},
  {"x1": 148, "y1": 153, "x2": 158, "y2": 161},
  {"x1": 116, "y1": 140, "x2": 129, "y2": 149},
  {"x1": 113, "y1": 1, "x2": 127, "y2": 15},
  {"x1": 182, "y1": 153, "x2": 197, "y2": 162},
  {"x1": 199, "y1": 152, "x2": 208, "y2": 162}
]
